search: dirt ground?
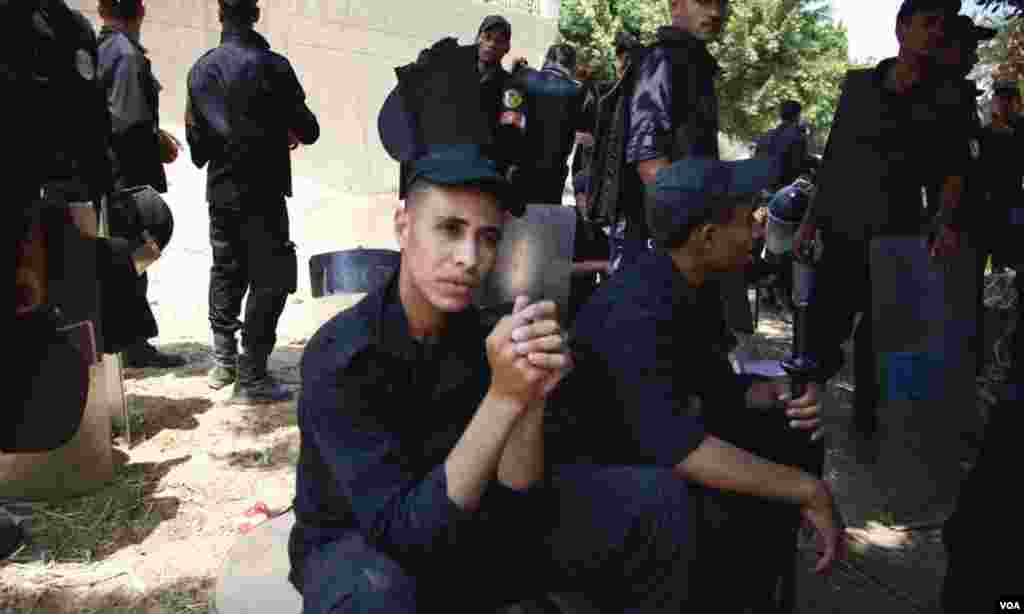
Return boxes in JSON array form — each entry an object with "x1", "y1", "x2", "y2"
[{"x1": 1, "y1": 296, "x2": 987, "y2": 613}]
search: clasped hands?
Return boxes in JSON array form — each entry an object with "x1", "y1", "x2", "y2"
[{"x1": 486, "y1": 296, "x2": 572, "y2": 409}]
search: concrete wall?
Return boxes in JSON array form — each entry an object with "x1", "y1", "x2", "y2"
[{"x1": 71, "y1": 0, "x2": 559, "y2": 196}]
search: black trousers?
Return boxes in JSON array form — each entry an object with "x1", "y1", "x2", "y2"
[
  {"x1": 519, "y1": 167, "x2": 569, "y2": 205},
  {"x1": 208, "y1": 198, "x2": 294, "y2": 357},
  {"x1": 942, "y1": 257, "x2": 1024, "y2": 607},
  {"x1": 296, "y1": 413, "x2": 815, "y2": 614}
]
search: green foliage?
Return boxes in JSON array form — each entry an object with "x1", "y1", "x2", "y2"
[
  {"x1": 975, "y1": 12, "x2": 1024, "y2": 84},
  {"x1": 711, "y1": 0, "x2": 849, "y2": 149},
  {"x1": 559, "y1": 0, "x2": 853, "y2": 149}
]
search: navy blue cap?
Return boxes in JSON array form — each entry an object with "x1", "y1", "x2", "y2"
[
  {"x1": 407, "y1": 145, "x2": 524, "y2": 216},
  {"x1": 648, "y1": 157, "x2": 780, "y2": 247}
]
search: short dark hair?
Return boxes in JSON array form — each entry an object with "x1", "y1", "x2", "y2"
[
  {"x1": 614, "y1": 31, "x2": 640, "y2": 55},
  {"x1": 99, "y1": 0, "x2": 143, "y2": 20},
  {"x1": 653, "y1": 199, "x2": 741, "y2": 250},
  {"x1": 896, "y1": 0, "x2": 960, "y2": 24},
  {"x1": 545, "y1": 44, "x2": 577, "y2": 74},
  {"x1": 780, "y1": 100, "x2": 802, "y2": 121},
  {"x1": 218, "y1": 1, "x2": 259, "y2": 26}
]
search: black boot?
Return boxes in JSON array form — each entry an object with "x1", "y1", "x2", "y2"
[
  {"x1": 123, "y1": 340, "x2": 187, "y2": 368},
  {"x1": 208, "y1": 333, "x2": 238, "y2": 390},
  {"x1": 232, "y1": 352, "x2": 293, "y2": 404},
  {"x1": 0, "y1": 513, "x2": 24, "y2": 560}
]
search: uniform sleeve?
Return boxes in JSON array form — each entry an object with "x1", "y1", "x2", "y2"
[
  {"x1": 586, "y1": 306, "x2": 707, "y2": 467},
  {"x1": 298, "y1": 350, "x2": 476, "y2": 567},
  {"x1": 107, "y1": 53, "x2": 153, "y2": 134},
  {"x1": 185, "y1": 65, "x2": 221, "y2": 169},
  {"x1": 276, "y1": 57, "x2": 319, "y2": 145},
  {"x1": 45, "y1": 14, "x2": 112, "y2": 205},
  {"x1": 806, "y1": 72, "x2": 852, "y2": 228},
  {"x1": 625, "y1": 49, "x2": 675, "y2": 165}
]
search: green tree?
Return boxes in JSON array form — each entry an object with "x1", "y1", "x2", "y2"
[
  {"x1": 976, "y1": 13, "x2": 1024, "y2": 84},
  {"x1": 711, "y1": 0, "x2": 849, "y2": 149},
  {"x1": 558, "y1": 0, "x2": 851, "y2": 149}
]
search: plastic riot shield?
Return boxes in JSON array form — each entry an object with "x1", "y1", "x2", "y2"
[
  {"x1": 870, "y1": 235, "x2": 977, "y2": 521},
  {"x1": 309, "y1": 249, "x2": 401, "y2": 298},
  {"x1": 475, "y1": 204, "x2": 577, "y2": 327},
  {"x1": 307, "y1": 249, "x2": 401, "y2": 329}
]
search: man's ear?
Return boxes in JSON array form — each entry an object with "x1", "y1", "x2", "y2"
[
  {"x1": 253, "y1": 6, "x2": 261, "y2": 24},
  {"x1": 694, "y1": 222, "x2": 715, "y2": 248},
  {"x1": 394, "y1": 205, "x2": 411, "y2": 250}
]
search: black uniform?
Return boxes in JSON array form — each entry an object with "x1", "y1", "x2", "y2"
[
  {"x1": 8, "y1": 0, "x2": 138, "y2": 448},
  {"x1": 804, "y1": 60, "x2": 970, "y2": 391},
  {"x1": 397, "y1": 40, "x2": 523, "y2": 200},
  {"x1": 96, "y1": 24, "x2": 169, "y2": 359},
  {"x1": 514, "y1": 62, "x2": 588, "y2": 204},
  {"x1": 186, "y1": 22, "x2": 319, "y2": 373},
  {"x1": 624, "y1": 26, "x2": 721, "y2": 244},
  {"x1": 755, "y1": 120, "x2": 809, "y2": 190},
  {"x1": 941, "y1": 98, "x2": 1024, "y2": 610}
]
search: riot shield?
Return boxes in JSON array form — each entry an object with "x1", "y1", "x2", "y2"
[
  {"x1": 474, "y1": 204, "x2": 577, "y2": 327},
  {"x1": 309, "y1": 249, "x2": 401, "y2": 298},
  {"x1": 870, "y1": 235, "x2": 978, "y2": 521}
]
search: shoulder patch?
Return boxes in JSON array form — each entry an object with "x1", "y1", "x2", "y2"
[
  {"x1": 504, "y1": 88, "x2": 523, "y2": 110},
  {"x1": 75, "y1": 48, "x2": 95, "y2": 81}
]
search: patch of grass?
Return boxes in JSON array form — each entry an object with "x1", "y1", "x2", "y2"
[
  {"x1": 111, "y1": 397, "x2": 146, "y2": 439},
  {"x1": 869, "y1": 508, "x2": 897, "y2": 528},
  {"x1": 10, "y1": 459, "x2": 186, "y2": 565}
]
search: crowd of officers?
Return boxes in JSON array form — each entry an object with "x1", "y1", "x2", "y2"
[{"x1": 8, "y1": 0, "x2": 1023, "y2": 610}]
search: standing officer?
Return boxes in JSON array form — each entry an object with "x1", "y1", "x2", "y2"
[
  {"x1": 942, "y1": 78, "x2": 1024, "y2": 605},
  {"x1": 186, "y1": 0, "x2": 320, "y2": 402},
  {"x1": 96, "y1": 0, "x2": 186, "y2": 369},
  {"x1": 513, "y1": 43, "x2": 589, "y2": 204},
  {"x1": 623, "y1": 0, "x2": 753, "y2": 335},
  {"x1": 755, "y1": 100, "x2": 811, "y2": 191},
  {"x1": 793, "y1": 0, "x2": 966, "y2": 432},
  {"x1": 940, "y1": 79, "x2": 1022, "y2": 610},
  {"x1": 397, "y1": 15, "x2": 521, "y2": 200},
  {"x1": 5, "y1": 0, "x2": 144, "y2": 558},
  {"x1": 929, "y1": 14, "x2": 995, "y2": 378}
]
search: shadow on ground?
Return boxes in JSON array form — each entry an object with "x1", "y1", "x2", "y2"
[
  {"x1": 210, "y1": 436, "x2": 301, "y2": 472},
  {"x1": 0, "y1": 574, "x2": 213, "y2": 614},
  {"x1": 120, "y1": 394, "x2": 214, "y2": 444},
  {"x1": 5, "y1": 455, "x2": 190, "y2": 565},
  {"x1": 123, "y1": 342, "x2": 306, "y2": 385}
]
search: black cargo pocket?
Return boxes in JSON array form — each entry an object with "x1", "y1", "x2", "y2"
[
  {"x1": 252, "y1": 240, "x2": 298, "y2": 294},
  {"x1": 279, "y1": 241, "x2": 298, "y2": 294}
]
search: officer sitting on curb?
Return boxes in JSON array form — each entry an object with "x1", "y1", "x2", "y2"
[{"x1": 551, "y1": 157, "x2": 845, "y2": 609}]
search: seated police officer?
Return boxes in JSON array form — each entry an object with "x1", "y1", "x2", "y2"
[
  {"x1": 292, "y1": 147, "x2": 794, "y2": 614},
  {"x1": 552, "y1": 157, "x2": 844, "y2": 609}
]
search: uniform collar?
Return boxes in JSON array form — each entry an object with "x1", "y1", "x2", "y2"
[
  {"x1": 542, "y1": 62, "x2": 573, "y2": 81},
  {"x1": 100, "y1": 24, "x2": 146, "y2": 53},
  {"x1": 655, "y1": 26, "x2": 720, "y2": 76},
  {"x1": 360, "y1": 266, "x2": 484, "y2": 361},
  {"x1": 221, "y1": 25, "x2": 271, "y2": 49},
  {"x1": 871, "y1": 56, "x2": 948, "y2": 96}
]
